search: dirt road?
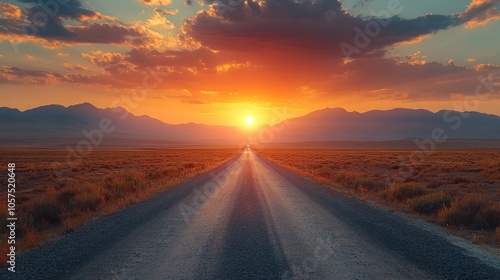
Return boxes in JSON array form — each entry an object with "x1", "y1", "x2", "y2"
[{"x1": 3, "y1": 149, "x2": 500, "y2": 279}]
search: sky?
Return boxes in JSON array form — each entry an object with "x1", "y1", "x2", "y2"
[{"x1": 0, "y1": 0, "x2": 499, "y2": 126}]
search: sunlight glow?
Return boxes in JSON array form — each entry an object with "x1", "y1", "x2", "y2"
[{"x1": 246, "y1": 116, "x2": 254, "y2": 126}]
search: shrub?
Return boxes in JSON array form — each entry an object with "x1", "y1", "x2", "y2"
[
  {"x1": 334, "y1": 171, "x2": 385, "y2": 191},
  {"x1": 411, "y1": 192, "x2": 451, "y2": 214},
  {"x1": 29, "y1": 197, "x2": 62, "y2": 230},
  {"x1": 387, "y1": 182, "x2": 427, "y2": 201},
  {"x1": 57, "y1": 189, "x2": 77, "y2": 206},
  {"x1": 475, "y1": 204, "x2": 500, "y2": 229},
  {"x1": 146, "y1": 169, "x2": 162, "y2": 180},
  {"x1": 438, "y1": 194, "x2": 500, "y2": 229},
  {"x1": 314, "y1": 167, "x2": 332, "y2": 178},
  {"x1": 72, "y1": 192, "x2": 101, "y2": 211}
]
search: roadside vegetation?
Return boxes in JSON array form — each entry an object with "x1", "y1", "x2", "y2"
[
  {"x1": 258, "y1": 148, "x2": 500, "y2": 246},
  {"x1": 0, "y1": 148, "x2": 239, "y2": 264}
]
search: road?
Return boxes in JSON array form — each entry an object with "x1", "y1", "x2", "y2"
[{"x1": 3, "y1": 149, "x2": 500, "y2": 279}]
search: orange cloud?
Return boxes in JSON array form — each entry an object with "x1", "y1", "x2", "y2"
[
  {"x1": 0, "y1": 3, "x2": 22, "y2": 19},
  {"x1": 82, "y1": 51, "x2": 125, "y2": 67},
  {"x1": 63, "y1": 63, "x2": 90, "y2": 72},
  {"x1": 474, "y1": 63, "x2": 500, "y2": 72},
  {"x1": 2, "y1": 0, "x2": 499, "y2": 109},
  {"x1": 147, "y1": 9, "x2": 178, "y2": 28},
  {"x1": 399, "y1": 34, "x2": 431, "y2": 45},
  {"x1": 140, "y1": 0, "x2": 173, "y2": 6},
  {"x1": 216, "y1": 61, "x2": 253, "y2": 73},
  {"x1": 460, "y1": 0, "x2": 500, "y2": 28}
]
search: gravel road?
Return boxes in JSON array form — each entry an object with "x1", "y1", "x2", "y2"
[{"x1": 2, "y1": 148, "x2": 500, "y2": 279}]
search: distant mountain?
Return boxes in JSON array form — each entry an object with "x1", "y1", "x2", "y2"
[
  {"x1": 0, "y1": 104, "x2": 499, "y2": 147},
  {"x1": 0, "y1": 103, "x2": 245, "y2": 146},
  {"x1": 269, "y1": 107, "x2": 500, "y2": 142}
]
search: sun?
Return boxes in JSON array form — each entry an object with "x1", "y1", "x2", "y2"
[{"x1": 245, "y1": 116, "x2": 254, "y2": 126}]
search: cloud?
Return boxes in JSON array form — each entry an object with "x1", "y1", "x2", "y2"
[
  {"x1": 82, "y1": 50, "x2": 125, "y2": 67},
  {"x1": 184, "y1": 0, "x2": 461, "y2": 61},
  {"x1": 460, "y1": 0, "x2": 500, "y2": 28},
  {"x1": 164, "y1": 89, "x2": 192, "y2": 98},
  {"x1": 140, "y1": 0, "x2": 173, "y2": 6},
  {"x1": 474, "y1": 63, "x2": 500, "y2": 72},
  {"x1": 0, "y1": 66, "x2": 62, "y2": 85},
  {"x1": 2, "y1": 0, "x2": 499, "y2": 107},
  {"x1": 63, "y1": 63, "x2": 89, "y2": 71},
  {"x1": 329, "y1": 58, "x2": 472, "y2": 98},
  {"x1": 67, "y1": 23, "x2": 156, "y2": 45},
  {"x1": 216, "y1": 61, "x2": 254, "y2": 73},
  {"x1": 0, "y1": 3, "x2": 22, "y2": 19},
  {"x1": 182, "y1": 99, "x2": 207, "y2": 104},
  {"x1": 0, "y1": 1, "x2": 159, "y2": 48},
  {"x1": 147, "y1": 8, "x2": 178, "y2": 28}
]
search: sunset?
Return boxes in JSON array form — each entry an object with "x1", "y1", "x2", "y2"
[
  {"x1": 1, "y1": 0, "x2": 500, "y2": 279},
  {"x1": 0, "y1": 0, "x2": 499, "y2": 125},
  {"x1": 245, "y1": 116, "x2": 254, "y2": 126}
]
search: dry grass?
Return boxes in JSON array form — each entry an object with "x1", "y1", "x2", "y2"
[
  {"x1": 387, "y1": 183, "x2": 427, "y2": 201},
  {"x1": 258, "y1": 148, "x2": 500, "y2": 245},
  {"x1": 411, "y1": 192, "x2": 451, "y2": 214},
  {"x1": 438, "y1": 194, "x2": 500, "y2": 230},
  {"x1": 0, "y1": 148, "x2": 238, "y2": 263}
]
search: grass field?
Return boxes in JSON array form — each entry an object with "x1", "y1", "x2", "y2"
[
  {"x1": 257, "y1": 148, "x2": 500, "y2": 246},
  {"x1": 0, "y1": 148, "x2": 239, "y2": 263}
]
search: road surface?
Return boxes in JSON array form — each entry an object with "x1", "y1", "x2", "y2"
[{"x1": 3, "y1": 149, "x2": 500, "y2": 279}]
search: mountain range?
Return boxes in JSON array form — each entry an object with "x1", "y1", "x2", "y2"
[{"x1": 0, "y1": 103, "x2": 499, "y2": 147}]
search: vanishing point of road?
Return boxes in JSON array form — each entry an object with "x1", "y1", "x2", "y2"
[{"x1": 3, "y1": 149, "x2": 500, "y2": 279}]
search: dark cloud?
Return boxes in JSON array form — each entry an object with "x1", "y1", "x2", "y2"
[
  {"x1": 68, "y1": 23, "x2": 150, "y2": 45},
  {"x1": 19, "y1": 0, "x2": 96, "y2": 20},
  {"x1": 2, "y1": 0, "x2": 499, "y2": 106},
  {"x1": 185, "y1": 0, "x2": 462, "y2": 60},
  {"x1": 0, "y1": 1, "x2": 157, "y2": 47},
  {"x1": 0, "y1": 66, "x2": 63, "y2": 85},
  {"x1": 330, "y1": 58, "x2": 475, "y2": 98}
]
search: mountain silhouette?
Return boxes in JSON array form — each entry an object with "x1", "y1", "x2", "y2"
[
  {"x1": 270, "y1": 107, "x2": 500, "y2": 142},
  {"x1": 1, "y1": 103, "x2": 499, "y2": 146}
]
